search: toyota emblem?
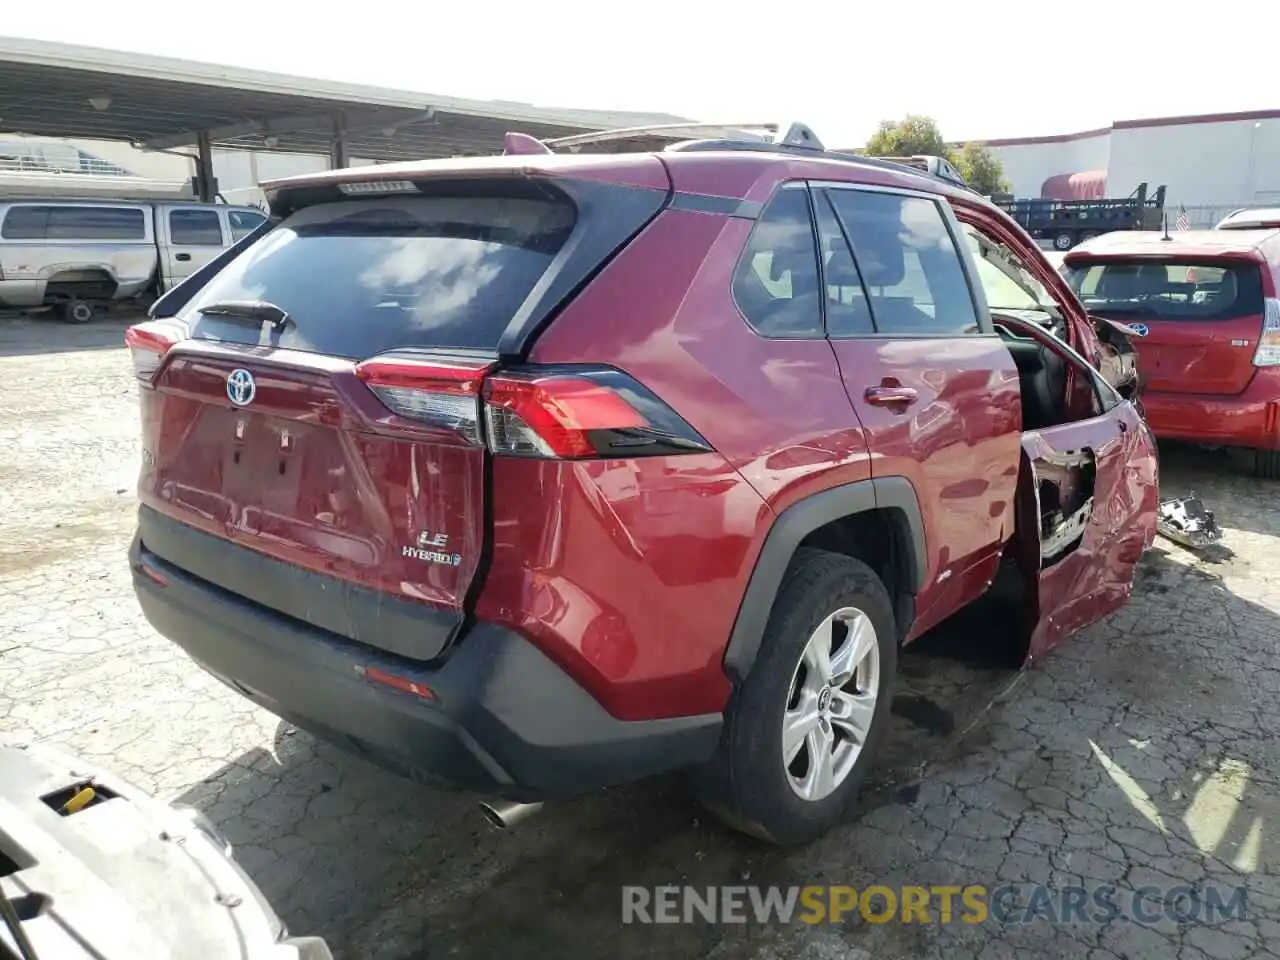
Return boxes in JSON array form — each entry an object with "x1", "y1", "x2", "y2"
[{"x1": 226, "y1": 368, "x2": 256, "y2": 406}]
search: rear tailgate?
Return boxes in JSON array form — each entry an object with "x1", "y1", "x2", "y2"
[
  {"x1": 133, "y1": 166, "x2": 669, "y2": 661},
  {"x1": 1063, "y1": 255, "x2": 1268, "y2": 395}
]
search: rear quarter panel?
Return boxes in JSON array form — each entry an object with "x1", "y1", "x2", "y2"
[{"x1": 504, "y1": 205, "x2": 872, "y2": 719}]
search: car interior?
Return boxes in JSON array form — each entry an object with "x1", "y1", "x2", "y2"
[
  {"x1": 1086, "y1": 261, "x2": 1244, "y2": 317},
  {"x1": 961, "y1": 229, "x2": 1098, "y2": 432},
  {"x1": 995, "y1": 318, "x2": 1071, "y2": 432}
]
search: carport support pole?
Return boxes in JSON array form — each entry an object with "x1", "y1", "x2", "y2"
[
  {"x1": 330, "y1": 116, "x2": 349, "y2": 170},
  {"x1": 195, "y1": 131, "x2": 216, "y2": 203}
]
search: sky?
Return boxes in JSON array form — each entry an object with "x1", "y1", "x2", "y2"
[{"x1": 6, "y1": 1, "x2": 1276, "y2": 148}]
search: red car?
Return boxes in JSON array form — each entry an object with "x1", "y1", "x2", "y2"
[
  {"x1": 126, "y1": 123, "x2": 1158, "y2": 844},
  {"x1": 1064, "y1": 229, "x2": 1280, "y2": 478}
]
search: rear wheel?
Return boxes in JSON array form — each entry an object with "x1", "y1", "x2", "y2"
[
  {"x1": 1053, "y1": 231, "x2": 1075, "y2": 251},
  {"x1": 1254, "y1": 449, "x2": 1280, "y2": 480},
  {"x1": 60, "y1": 299, "x2": 94, "y2": 324},
  {"x1": 691, "y1": 549, "x2": 896, "y2": 844}
]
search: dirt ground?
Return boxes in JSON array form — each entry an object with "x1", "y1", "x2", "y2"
[{"x1": 1, "y1": 313, "x2": 1277, "y2": 960}]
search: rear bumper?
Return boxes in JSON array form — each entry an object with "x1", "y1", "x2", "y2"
[
  {"x1": 0, "y1": 278, "x2": 43, "y2": 308},
  {"x1": 1143, "y1": 371, "x2": 1280, "y2": 450},
  {"x1": 130, "y1": 535, "x2": 721, "y2": 801}
]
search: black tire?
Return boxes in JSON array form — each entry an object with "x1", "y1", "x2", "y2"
[
  {"x1": 60, "y1": 299, "x2": 94, "y2": 324},
  {"x1": 1254, "y1": 449, "x2": 1280, "y2": 480},
  {"x1": 691, "y1": 548, "x2": 897, "y2": 845},
  {"x1": 1053, "y1": 231, "x2": 1075, "y2": 251}
]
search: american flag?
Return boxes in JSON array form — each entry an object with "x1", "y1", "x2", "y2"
[{"x1": 1175, "y1": 206, "x2": 1191, "y2": 231}]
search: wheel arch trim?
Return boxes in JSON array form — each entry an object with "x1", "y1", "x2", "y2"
[{"x1": 722, "y1": 477, "x2": 927, "y2": 684}]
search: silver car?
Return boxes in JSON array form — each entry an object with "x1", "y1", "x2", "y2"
[{"x1": 0, "y1": 199, "x2": 267, "y2": 323}]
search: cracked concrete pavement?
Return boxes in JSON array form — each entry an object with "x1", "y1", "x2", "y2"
[{"x1": 0, "y1": 314, "x2": 1277, "y2": 960}]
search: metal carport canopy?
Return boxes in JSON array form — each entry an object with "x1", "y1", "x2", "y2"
[{"x1": 0, "y1": 36, "x2": 689, "y2": 160}]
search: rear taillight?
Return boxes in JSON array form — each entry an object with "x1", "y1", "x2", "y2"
[
  {"x1": 355, "y1": 356, "x2": 712, "y2": 459},
  {"x1": 483, "y1": 367, "x2": 712, "y2": 459},
  {"x1": 1254, "y1": 298, "x2": 1280, "y2": 367},
  {"x1": 124, "y1": 321, "x2": 181, "y2": 382},
  {"x1": 354, "y1": 355, "x2": 494, "y2": 443},
  {"x1": 484, "y1": 374, "x2": 646, "y2": 458}
]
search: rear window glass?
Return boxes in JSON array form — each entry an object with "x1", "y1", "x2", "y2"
[
  {"x1": 2, "y1": 205, "x2": 146, "y2": 241},
  {"x1": 182, "y1": 194, "x2": 576, "y2": 358},
  {"x1": 1064, "y1": 259, "x2": 1264, "y2": 322}
]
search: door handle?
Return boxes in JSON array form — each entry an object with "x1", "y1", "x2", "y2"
[
  {"x1": 864, "y1": 386, "x2": 919, "y2": 407},
  {"x1": 175, "y1": 253, "x2": 192, "y2": 262}
]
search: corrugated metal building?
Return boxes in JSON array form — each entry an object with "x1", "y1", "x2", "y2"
[
  {"x1": 984, "y1": 109, "x2": 1280, "y2": 228},
  {"x1": 0, "y1": 37, "x2": 689, "y2": 208}
]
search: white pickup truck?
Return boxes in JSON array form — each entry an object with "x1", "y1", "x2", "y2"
[{"x1": 0, "y1": 199, "x2": 267, "y2": 322}]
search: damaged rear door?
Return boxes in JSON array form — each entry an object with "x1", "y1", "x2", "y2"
[{"x1": 1018, "y1": 362, "x2": 1157, "y2": 662}]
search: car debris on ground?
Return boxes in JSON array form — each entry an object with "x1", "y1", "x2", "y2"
[
  {"x1": 1155, "y1": 493, "x2": 1223, "y2": 550},
  {"x1": 0, "y1": 739, "x2": 333, "y2": 960}
]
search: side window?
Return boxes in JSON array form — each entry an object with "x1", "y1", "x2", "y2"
[
  {"x1": 46, "y1": 207, "x2": 146, "y2": 241},
  {"x1": 1, "y1": 206, "x2": 50, "y2": 240},
  {"x1": 170, "y1": 209, "x2": 224, "y2": 246},
  {"x1": 826, "y1": 189, "x2": 980, "y2": 335},
  {"x1": 228, "y1": 209, "x2": 267, "y2": 242},
  {"x1": 812, "y1": 193, "x2": 875, "y2": 336},
  {"x1": 732, "y1": 186, "x2": 823, "y2": 338}
]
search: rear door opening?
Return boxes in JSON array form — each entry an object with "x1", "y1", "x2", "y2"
[
  {"x1": 1063, "y1": 257, "x2": 1269, "y2": 395},
  {"x1": 130, "y1": 174, "x2": 667, "y2": 661}
]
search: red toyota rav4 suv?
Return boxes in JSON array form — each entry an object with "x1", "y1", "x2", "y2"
[
  {"x1": 127, "y1": 123, "x2": 1158, "y2": 843},
  {"x1": 1064, "y1": 229, "x2": 1280, "y2": 478}
]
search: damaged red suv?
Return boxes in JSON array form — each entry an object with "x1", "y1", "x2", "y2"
[
  {"x1": 1064, "y1": 229, "x2": 1280, "y2": 478},
  {"x1": 127, "y1": 123, "x2": 1158, "y2": 844}
]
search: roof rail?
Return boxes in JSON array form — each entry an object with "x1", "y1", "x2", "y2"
[
  {"x1": 667, "y1": 140, "x2": 975, "y2": 193},
  {"x1": 533, "y1": 121, "x2": 824, "y2": 151},
  {"x1": 500, "y1": 120, "x2": 976, "y2": 194}
]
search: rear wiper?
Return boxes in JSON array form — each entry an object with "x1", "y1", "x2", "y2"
[{"x1": 198, "y1": 300, "x2": 292, "y2": 332}]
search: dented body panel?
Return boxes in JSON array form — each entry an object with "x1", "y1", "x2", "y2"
[{"x1": 1018, "y1": 401, "x2": 1158, "y2": 662}]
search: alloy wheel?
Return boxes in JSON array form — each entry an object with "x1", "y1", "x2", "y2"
[{"x1": 782, "y1": 606, "x2": 881, "y2": 802}]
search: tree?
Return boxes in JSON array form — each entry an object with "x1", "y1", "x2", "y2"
[
  {"x1": 863, "y1": 115, "x2": 948, "y2": 158},
  {"x1": 862, "y1": 115, "x2": 1010, "y2": 196},
  {"x1": 949, "y1": 141, "x2": 1009, "y2": 196}
]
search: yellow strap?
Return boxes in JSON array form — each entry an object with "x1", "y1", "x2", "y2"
[{"x1": 61, "y1": 786, "x2": 97, "y2": 815}]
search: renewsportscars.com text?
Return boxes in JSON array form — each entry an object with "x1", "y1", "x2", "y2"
[{"x1": 622, "y1": 884, "x2": 1248, "y2": 926}]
